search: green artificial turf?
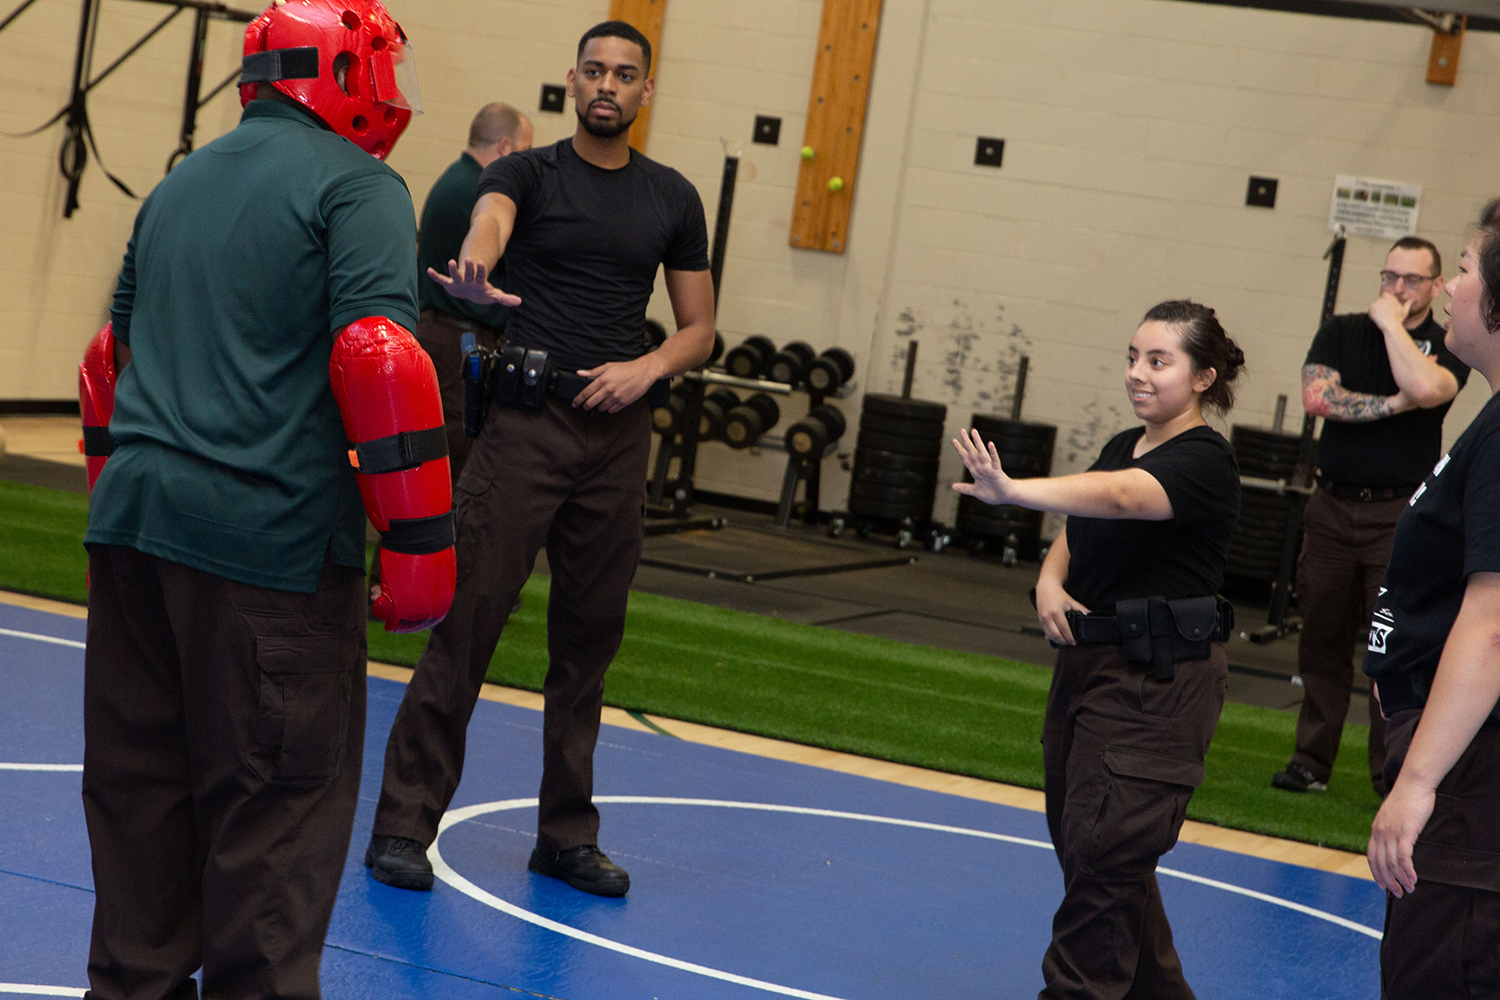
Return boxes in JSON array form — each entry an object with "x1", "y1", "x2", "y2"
[
  {"x1": 0, "y1": 480, "x2": 90, "y2": 605},
  {"x1": 1, "y1": 478, "x2": 1380, "y2": 854}
]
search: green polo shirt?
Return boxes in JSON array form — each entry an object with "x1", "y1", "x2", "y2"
[
  {"x1": 416, "y1": 151, "x2": 509, "y2": 330},
  {"x1": 86, "y1": 99, "x2": 419, "y2": 592}
]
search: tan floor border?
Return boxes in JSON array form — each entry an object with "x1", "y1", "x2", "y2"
[{"x1": 0, "y1": 589, "x2": 1373, "y2": 881}]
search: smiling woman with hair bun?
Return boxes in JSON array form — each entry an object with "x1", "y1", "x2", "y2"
[{"x1": 952, "y1": 299, "x2": 1243, "y2": 999}]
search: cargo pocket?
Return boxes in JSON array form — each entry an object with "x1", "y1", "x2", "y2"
[
  {"x1": 250, "y1": 630, "x2": 362, "y2": 785},
  {"x1": 1084, "y1": 745, "x2": 1203, "y2": 878}
]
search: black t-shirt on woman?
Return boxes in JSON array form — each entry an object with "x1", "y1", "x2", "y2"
[
  {"x1": 1064, "y1": 426, "x2": 1241, "y2": 611},
  {"x1": 477, "y1": 138, "x2": 710, "y2": 371},
  {"x1": 1364, "y1": 391, "x2": 1500, "y2": 712}
]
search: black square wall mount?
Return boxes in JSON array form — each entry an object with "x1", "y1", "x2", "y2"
[
  {"x1": 539, "y1": 84, "x2": 566, "y2": 113},
  {"x1": 1246, "y1": 176, "x2": 1278, "y2": 208},
  {"x1": 753, "y1": 115, "x2": 781, "y2": 145},
  {"x1": 974, "y1": 137, "x2": 1004, "y2": 167}
]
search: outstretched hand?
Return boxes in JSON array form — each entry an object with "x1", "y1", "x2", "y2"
[
  {"x1": 427, "y1": 258, "x2": 522, "y2": 307},
  {"x1": 951, "y1": 427, "x2": 1013, "y2": 505}
]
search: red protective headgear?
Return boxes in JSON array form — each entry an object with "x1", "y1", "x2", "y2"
[{"x1": 240, "y1": 0, "x2": 418, "y2": 160}]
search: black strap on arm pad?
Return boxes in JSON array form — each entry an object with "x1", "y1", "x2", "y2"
[
  {"x1": 352, "y1": 426, "x2": 448, "y2": 475},
  {"x1": 81, "y1": 426, "x2": 115, "y2": 457},
  {"x1": 381, "y1": 511, "x2": 456, "y2": 555}
]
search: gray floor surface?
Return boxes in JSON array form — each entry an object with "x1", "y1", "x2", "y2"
[{"x1": 1, "y1": 452, "x2": 1366, "y2": 727}]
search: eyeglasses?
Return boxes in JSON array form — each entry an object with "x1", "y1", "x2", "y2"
[{"x1": 1379, "y1": 271, "x2": 1438, "y2": 290}]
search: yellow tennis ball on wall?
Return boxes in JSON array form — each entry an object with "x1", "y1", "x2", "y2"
[
  {"x1": 801, "y1": 145, "x2": 815, "y2": 160},
  {"x1": 827, "y1": 176, "x2": 844, "y2": 192}
]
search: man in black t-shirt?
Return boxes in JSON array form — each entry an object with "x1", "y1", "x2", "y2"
[
  {"x1": 366, "y1": 21, "x2": 715, "y2": 898},
  {"x1": 1272, "y1": 236, "x2": 1469, "y2": 796}
]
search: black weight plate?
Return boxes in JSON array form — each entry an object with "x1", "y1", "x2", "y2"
[
  {"x1": 957, "y1": 495, "x2": 1043, "y2": 520},
  {"x1": 862, "y1": 393, "x2": 947, "y2": 422},
  {"x1": 848, "y1": 494, "x2": 934, "y2": 521},
  {"x1": 852, "y1": 464, "x2": 938, "y2": 488},
  {"x1": 851, "y1": 481, "x2": 935, "y2": 505},
  {"x1": 857, "y1": 430, "x2": 944, "y2": 459},
  {"x1": 1231, "y1": 426, "x2": 1305, "y2": 449},
  {"x1": 970, "y1": 415, "x2": 1058, "y2": 443},
  {"x1": 957, "y1": 510, "x2": 1043, "y2": 539},
  {"x1": 853, "y1": 449, "x2": 940, "y2": 473},
  {"x1": 972, "y1": 433, "x2": 1054, "y2": 458},
  {"x1": 809, "y1": 404, "x2": 847, "y2": 441},
  {"x1": 785, "y1": 422, "x2": 828, "y2": 458},
  {"x1": 998, "y1": 457, "x2": 1051, "y2": 477},
  {"x1": 858, "y1": 411, "x2": 945, "y2": 437}
]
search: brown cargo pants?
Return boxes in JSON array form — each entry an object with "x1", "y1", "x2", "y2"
[
  {"x1": 373, "y1": 395, "x2": 651, "y2": 852},
  {"x1": 1040, "y1": 641, "x2": 1228, "y2": 1000},
  {"x1": 1290, "y1": 488, "x2": 1398, "y2": 792},
  {"x1": 82, "y1": 545, "x2": 366, "y2": 1000}
]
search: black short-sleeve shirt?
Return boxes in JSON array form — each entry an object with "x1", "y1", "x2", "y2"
[
  {"x1": 477, "y1": 138, "x2": 710, "y2": 370},
  {"x1": 1305, "y1": 312, "x2": 1469, "y2": 488},
  {"x1": 1363, "y1": 391, "x2": 1500, "y2": 711},
  {"x1": 1064, "y1": 426, "x2": 1241, "y2": 610}
]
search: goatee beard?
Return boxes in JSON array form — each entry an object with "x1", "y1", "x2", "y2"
[{"x1": 578, "y1": 103, "x2": 636, "y2": 138}]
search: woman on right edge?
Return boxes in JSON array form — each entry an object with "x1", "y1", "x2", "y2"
[
  {"x1": 1364, "y1": 224, "x2": 1500, "y2": 998},
  {"x1": 954, "y1": 300, "x2": 1243, "y2": 999}
]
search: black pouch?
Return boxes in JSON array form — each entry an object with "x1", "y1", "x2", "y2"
[
  {"x1": 518, "y1": 348, "x2": 549, "y2": 410},
  {"x1": 494, "y1": 342, "x2": 528, "y2": 408},
  {"x1": 1116, "y1": 595, "x2": 1222, "y2": 681}
]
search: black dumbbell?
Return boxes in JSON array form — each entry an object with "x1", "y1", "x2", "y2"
[
  {"x1": 724, "y1": 335, "x2": 776, "y2": 378},
  {"x1": 650, "y1": 385, "x2": 688, "y2": 437},
  {"x1": 784, "y1": 403, "x2": 847, "y2": 459},
  {"x1": 723, "y1": 392, "x2": 780, "y2": 449},
  {"x1": 804, "y1": 347, "x2": 855, "y2": 393},
  {"x1": 767, "y1": 341, "x2": 815, "y2": 385},
  {"x1": 643, "y1": 318, "x2": 668, "y2": 351},
  {"x1": 698, "y1": 388, "x2": 740, "y2": 440}
]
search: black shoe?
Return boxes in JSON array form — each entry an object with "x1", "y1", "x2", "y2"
[
  {"x1": 365, "y1": 834, "x2": 434, "y2": 891},
  {"x1": 528, "y1": 844, "x2": 630, "y2": 897},
  {"x1": 1271, "y1": 761, "x2": 1328, "y2": 792}
]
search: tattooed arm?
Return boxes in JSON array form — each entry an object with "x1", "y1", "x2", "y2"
[{"x1": 1302, "y1": 364, "x2": 1413, "y2": 423}]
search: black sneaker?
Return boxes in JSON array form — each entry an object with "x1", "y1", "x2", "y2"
[
  {"x1": 528, "y1": 844, "x2": 630, "y2": 897},
  {"x1": 1271, "y1": 761, "x2": 1328, "y2": 792},
  {"x1": 365, "y1": 834, "x2": 434, "y2": 891}
]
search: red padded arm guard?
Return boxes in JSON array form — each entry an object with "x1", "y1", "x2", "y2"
[
  {"x1": 330, "y1": 317, "x2": 456, "y2": 633},
  {"x1": 78, "y1": 322, "x2": 117, "y2": 495}
]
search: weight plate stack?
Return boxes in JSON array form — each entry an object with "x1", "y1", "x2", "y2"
[
  {"x1": 1226, "y1": 425, "x2": 1312, "y2": 581},
  {"x1": 848, "y1": 394, "x2": 947, "y2": 523},
  {"x1": 955, "y1": 414, "x2": 1057, "y2": 561}
]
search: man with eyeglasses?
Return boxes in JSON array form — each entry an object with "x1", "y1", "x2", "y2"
[{"x1": 1272, "y1": 235, "x2": 1469, "y2": 796}]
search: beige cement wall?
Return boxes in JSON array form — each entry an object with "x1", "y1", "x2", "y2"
[{"x1": 2, "y1": 0, "x2": 1496, "y2": 522}]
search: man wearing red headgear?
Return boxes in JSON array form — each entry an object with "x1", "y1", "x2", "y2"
[{"x1": 78, "y1": 1, "x2": 451, "y2": 996}]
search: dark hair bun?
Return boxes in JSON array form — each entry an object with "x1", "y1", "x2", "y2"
[{"x1": 1140, "y1": 299, "x2": 1243, "y2": 415}]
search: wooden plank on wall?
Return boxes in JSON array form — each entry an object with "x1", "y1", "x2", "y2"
[
  {"x1": 1426, "y1": 16, "x2": 1465, "y2": 86},
  {"x1": 789, "y1": 0, "x2": 882, "y2": 254},
  {"x1": 608, "y1": 0, "x2": 666, "y2": 153}
]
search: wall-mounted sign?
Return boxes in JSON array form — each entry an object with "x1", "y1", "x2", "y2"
[{"x1": 1329, "y1": 175, "x2": 1421, "y2": 240}]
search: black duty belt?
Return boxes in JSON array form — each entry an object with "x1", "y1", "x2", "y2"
[
  {"x1": 1321, "y1": 482, "x2": 1415, "y2": 503},
  {"x1": 1065, "y1": 596, "x2": 1233, "y2": 681},
  {"x1": 460, "y1": 338, "x2": 599, "y2": 436}
]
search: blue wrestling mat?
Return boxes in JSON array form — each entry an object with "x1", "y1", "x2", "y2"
[{"x1": 0, "y1": 601, "x2": 1384, "y2": 999}]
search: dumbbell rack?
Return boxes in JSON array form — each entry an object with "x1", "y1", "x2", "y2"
[{"x1": 646, "y1": 367, "x2": 856, "y2": 528}]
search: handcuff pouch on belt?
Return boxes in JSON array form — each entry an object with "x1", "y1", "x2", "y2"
[
  {"x1": 461, "y1": 338, "x2": 552, "y2": 438},
  {"x1": 1066, "y1": 596, "x2": 1233, "y2": 682}
]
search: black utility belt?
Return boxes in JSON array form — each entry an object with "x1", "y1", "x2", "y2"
[
  {"x1": 460, "y1": 339, "x2": 596, "y2": 437},
  {"x1": 1066, "y1": 596, "x2": 1233, "y2": 681},
  {"x1": 1320, "y1": 481, "x2": 1416, "y2": 503}
]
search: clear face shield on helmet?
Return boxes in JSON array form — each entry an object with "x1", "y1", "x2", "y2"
[{"x1": 368, "y1": 37, "x2": 421, "y2": 113}]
